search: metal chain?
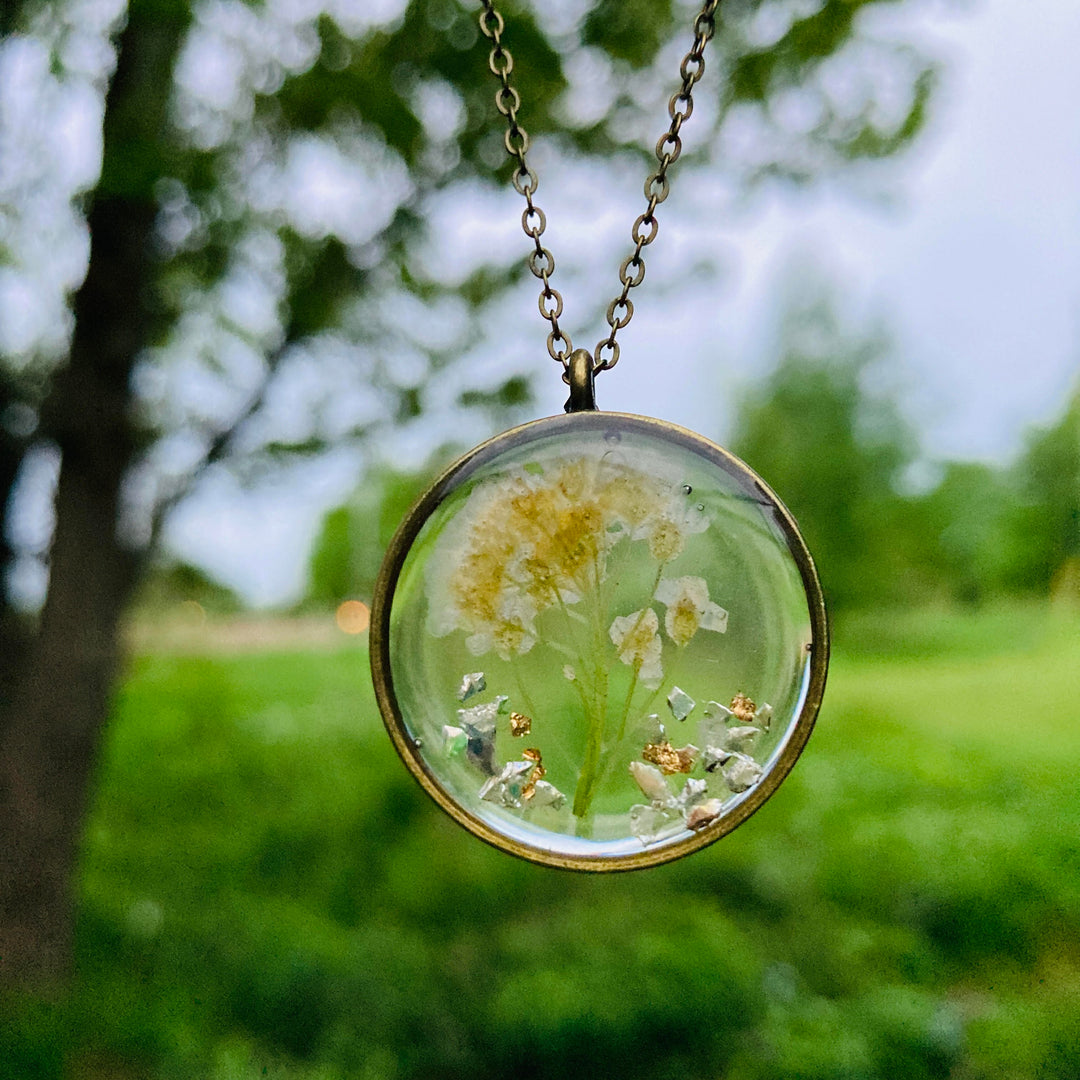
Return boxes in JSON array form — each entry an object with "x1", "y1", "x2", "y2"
[
  {"x1": 478, "y1": 0, "x2": 719, "y2": 375},
  {"x1": 479, "y1": 2, "x2": 572, "y2": 364}
]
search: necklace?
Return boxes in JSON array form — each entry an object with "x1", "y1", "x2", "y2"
[{"x1": 370, "y1": 1, "x2": 828, "y2": 871}]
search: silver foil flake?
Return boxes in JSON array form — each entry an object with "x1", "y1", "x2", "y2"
[
  {"x1": 697, "y1": 713, "x2": 730, "y2": 752},
  {"x1": 644, "y1": 713, "x2": 666, "y2": 741},
  {"x1": 756, "y1": 702, "x2": 773, "y2": 731},
  {"x1": 627, "y1": 712, "x2": 665, "y2": 744},
  {"x1": 686, "y1": 798, "x2": 725, "y2": 831},
  {"x1": 629, "y1": 803, "x2": 680, "y2": 846},
  {"x1": 457, "y1": 697, "x2": 508, "y2": 730},
  {"x1": 465, "y1": 733, "x2": 496, "y2": 775},
  {"x1": 629, "y1": 760, "x2": 676, "y2": 807},
  {"x1": 525, "y1": 780, "x2": 566, "y2": 810},
  {"x1": 441, "y1": 725, "x2": 468, "y2": 757},
  {"x1": 702, "y1": 746, "x2": 732, "y2": 773},
  {"x1": 704, "y1": 700, "x2": 734, "y2": 722},
  {"x1": 725, "y1": 726, "x2": 761, "y2": 754},
  {"x1": 456, "y1": 672, "x2": 487, "y2": 702},
  {"x1": 722, "y1": 753, "x2": 764, "y2": 793},
  {"x1": 676, "y1": 777, "x2": 709, "y2": 813},
  {"x1": 667, "y1": 686, "x2": 696, "y2": 721},
  {"x1": 479, "y1": 760, "x2": 535, "y2": 808},
  {"x1": 458, "y1": 707, "x2": 497, "y2": 775},
  {"x1": 699, "y1": 703, "x2": 763, "y2": 753}
]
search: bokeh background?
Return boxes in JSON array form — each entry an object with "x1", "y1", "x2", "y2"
[{"x1": 1, "y1": 0, "x2": 1078, "y2": 1077}]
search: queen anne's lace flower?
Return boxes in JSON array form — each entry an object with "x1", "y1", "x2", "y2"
[
  {"x1": 427, "y1": 455, "x2": 711, "y2": 663},
  {"x1": 655, "y1": 575, "x2": 728, "y2": 646},
  {"x1": 608, "y1": 607, "x2": 663, "y2": 686}
]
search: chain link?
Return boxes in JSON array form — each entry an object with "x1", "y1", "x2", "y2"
[
  {"x1": 479, "y1": 1, "x2": 572, "y2": 364},
  {"x1": 479, "y1": 0, "x2": 720, "y2": 375}
]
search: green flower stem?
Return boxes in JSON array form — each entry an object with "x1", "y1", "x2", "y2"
[
  {"x1": 616, "y1": 666, "x2": 641, "y2": 743},
  {"x1": 512, "y1": 665, "x2": 541, "y2": 725},
  {"x1": 614, "y1": 564, "x2": 665, "y2": 741},
  {"x1": 572, "y1": 560, "x2": 612, "y2": 821},
  {"x1": 573, "y1": 699, "x2": 606, "y2": 821},
  {"x1": 635, "y1": 644, "x2": 687, "y2": 722}
]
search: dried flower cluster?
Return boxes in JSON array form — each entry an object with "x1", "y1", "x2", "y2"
[
  {"x1": 427, "y1": 457, "x2": 708, "y2": 661},
  {"x1": 427, "y1": 452, "x2": 769, "y2": 836}
]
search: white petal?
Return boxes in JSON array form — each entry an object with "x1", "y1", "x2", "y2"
[{"x1": 699, "y1": 603, "x2": 728, "y2": 633}]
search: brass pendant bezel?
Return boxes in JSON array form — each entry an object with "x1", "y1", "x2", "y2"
[{"x1": 369, "y1": 411, "x2": 829, "y2": 871}]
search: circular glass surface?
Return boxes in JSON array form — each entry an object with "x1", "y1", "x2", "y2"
[{"x1": 370, "y1": 413, "x2": 827, "y2": 870}]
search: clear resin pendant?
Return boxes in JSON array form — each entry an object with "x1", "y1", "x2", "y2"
[{"x1": 370, "y1": 412, "x2": 828, "y2": 870}]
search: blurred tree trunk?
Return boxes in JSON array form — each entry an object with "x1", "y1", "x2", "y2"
[{"x1": 0, "y1": 5, "x2": 185, "y2": 989}]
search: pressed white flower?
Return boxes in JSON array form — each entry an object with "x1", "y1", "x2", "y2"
[
  {"x1": 608, "y1": 607, "x2": 663, "y2": 686},
  {"x1": 655, "y1": 575, "x2": 728, "y2": 646},
  {"x1": 637, "y1": 486, "x2": 710, "y2": 562}
]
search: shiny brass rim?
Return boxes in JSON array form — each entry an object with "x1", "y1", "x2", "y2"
[{"x1": 370, "y1": 411, "x2": 829, "y2": 872}]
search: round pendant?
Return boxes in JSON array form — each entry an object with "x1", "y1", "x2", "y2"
[{"x1": 370, "y1": 412, "x2": 828, "y2": 870}]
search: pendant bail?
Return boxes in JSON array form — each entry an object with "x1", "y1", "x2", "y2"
[{"x1": 564, "y1": 348, "x2": 598, "y2": 413}]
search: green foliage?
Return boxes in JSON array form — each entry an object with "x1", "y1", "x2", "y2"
[
  {"x1": 131, "y1": 559, "x2": 243, "y2": 615},
  {"x1": 1005, "y1": 388, "x2": 1080, "y2": 594},
  {"x1": 282, "y1": 234, "x2": 362, "y2": 342},
  {"x1": 307, "y1": 463, "x2": 435, "y2": 605},
  {"x1": 731, "y1": 303, "x2": 916, "y2": 610},
  {"x1": 731, "y1": 299, "x2": 1080, "y2": 611},
  {"x1": 1, "y1": 605, "x2": 1076, "y2": 1078},
  {"x1": 457, "y1": 374, "x2": 531, "y2": 411},
  {"x1": 582, "y1": 0, "x2": 675, "y2": 68}
]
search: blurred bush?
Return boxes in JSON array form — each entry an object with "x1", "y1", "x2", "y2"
[
  {"x1": 2, "y1": 606, "x2": 1076, "y2": 1079},
  {"x1": 730, "y1": 300, "x2": 1080, "y2": 614}
]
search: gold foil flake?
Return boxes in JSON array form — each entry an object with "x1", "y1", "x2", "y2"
[
  {"x1": 685, "y1": 799, "x2": 725, "y2": 831},
  {"x1": 456, "y1": 672, "x2": 487, "y2": 701},
  {"x1": 519, "y1": 747, "x2": 546, "y2": 800},
  {"x1": 643, "y1": 741, "x2": 698, "y2": 775},
  {"x1": 509, "y1": 711, "x2": 532, "y2": 737},
  {"x1": 730, "y1": 692, "x2": 757, "y2": 724}
]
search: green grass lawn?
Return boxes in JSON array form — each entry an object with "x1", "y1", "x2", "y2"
[{"x1": 5, "y1": 604, "x2": 1079, "y2": 1079}]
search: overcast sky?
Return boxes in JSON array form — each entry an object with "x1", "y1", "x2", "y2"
[
  {"x1": 539, "y1": 0, "x2": 1080, "y2": 463},
  {"x1": 5, "y1": 0, "x2": 1078, "y2": 607}
]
